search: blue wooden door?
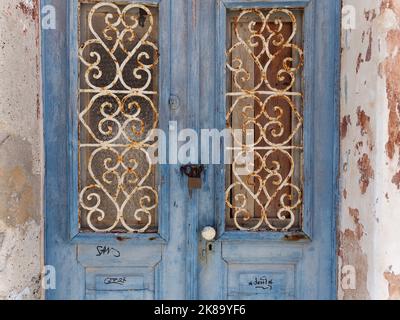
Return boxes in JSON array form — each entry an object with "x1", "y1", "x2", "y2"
[
  {"x1": 42, "y1": 0, "x2": 340, "y2": 300},
  {"x1": 43, "y1": 0, "x2": 191, "y2": 300},
  {"x1": 195, "y1": 0, "x2": 340, "y2": 300}
]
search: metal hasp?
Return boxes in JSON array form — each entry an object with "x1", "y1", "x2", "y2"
[
  {"x1": 180, "y1": 164, "x2": 205, "y2": 179},
  {"x1": 181, "y1": 164, "x2": 205, "y2": 196}
]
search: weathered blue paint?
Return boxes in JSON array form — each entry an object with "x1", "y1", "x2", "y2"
[
  {"x1": 43, "y1": 0, "x2": 85, "y2": 300},
  {"x1": 43, "y1": 0, "x2": 340, "y2": 300},
  {"x1": 200, "y1": 0, "x2": 340, "y2": 299},
  {"x1": 185, "y1": 0, "x2": 201, "y2": 300},
  {"x1": 43, "y1": 0, "x2": 186, "y2": 300}
]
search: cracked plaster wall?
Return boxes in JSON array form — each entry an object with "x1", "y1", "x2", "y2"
[{"x1": 0, "y1": 0, "x2": 43, "y2": 300}]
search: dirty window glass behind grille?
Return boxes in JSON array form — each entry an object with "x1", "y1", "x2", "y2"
[
  {"x1": 225, "y1": 8, "x2": 304, "y2": 232},
  {"x1": 78, "y1": 2, "x2": 159, "y2": 233}
]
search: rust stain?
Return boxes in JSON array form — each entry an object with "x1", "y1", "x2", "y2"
[
  {"x1": 283, "y1": 233, "x2": 309, "y2": 242},
  {"x1": 16, "y1": 0, "x2": 39, "y2": 21},
  {"x1": 356, "y1": 21, "x2": 373, "y2": 72},
  {"x1": 391, "y1": 171, "x2": 400, "y2": 189},
  {"x1": 364, "y1": 9, "x2": 377, "y2": 22},
  {"x1": 339, "y1": 228, "x2": 370, "y2": 299},
  {"x1": 381, "y1": 0, "x2": 400, "y2": 17},
  {"x1": 356, "y1": 28, "x2": 372, "y2": 73},
  {"x1": 356, "y1": 107, "x2": 373, "y2": 150},
  {"x1": 356, "y1": 53, "x2": 364, "y2": 74},
  {"x1": 356, "y1": 107, "x2": 371, "y2": 136},
  {"x1": 36, "y1": 93, "x2": 41, "y2": 119},
  {"x1": 365, "y1": 29, "x2": 373, "y2": 62},
  {"x1": 357, "y1": 154, "x2": 374, "y2": 194},
  {"x1": 341, "y1": 115, "x2": 351, "y2": 140},
  {"x1": 355, "y1": 141, "x2": 364, "y2": 155},
  {"x1": 338, "y1": 207, "x2": 368, "y2": 299},
  {"x1": 384, "y1": 271, "x2": 400, "y2": 300},
  {"x1": 348, "y1": 208, "x2": 365, "y2": 241},
  {"x1": 382, "y1": 1, "x2": 400, "y2": 160}
]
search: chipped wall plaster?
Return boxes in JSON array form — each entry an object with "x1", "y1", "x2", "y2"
[
  {"x1": 339, "y1": 0, "x2": 400, "y2": 300},
  {"x1": 0, "y1": 0, "x2": 43, "y2": 300}
]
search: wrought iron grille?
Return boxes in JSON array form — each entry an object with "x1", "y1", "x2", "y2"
[
  {"x1": 78, "y1": 2, "x2": 159, "y2": 233},
  {"x1": 225, "y1": 8, "x2": 304, "y2": 232}
]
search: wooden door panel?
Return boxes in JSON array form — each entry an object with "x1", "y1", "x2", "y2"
[
  {"x1": 198, "y1": 0, "x2": 340, "y2": 300},
  {"x1": 43, "y1": 0, "x2": 187, "y2": 300},
  {"x1": 85, "y1": 267, "x2": 156, "y2": 300}
]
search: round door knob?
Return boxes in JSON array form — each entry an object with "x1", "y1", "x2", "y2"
[{"x1": 201, "y1": 226, "x2": 216, "y2": 241}]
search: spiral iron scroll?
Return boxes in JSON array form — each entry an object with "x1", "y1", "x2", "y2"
[
  {"x1": 78, "y1": 2, "x2": 159, "y2": 233},
  {"x1": 226, "y1": 9, "x2": 304, "y2": 232}
]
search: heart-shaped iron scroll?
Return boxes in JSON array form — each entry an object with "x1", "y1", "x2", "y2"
[
  {"x1": 78, "y1": 3, "x2": 159, "y2": 233},
  {"x1": 226, "y1": 8, "x2": 304, "y2": 231}
]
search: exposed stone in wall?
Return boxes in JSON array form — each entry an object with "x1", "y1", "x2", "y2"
[
  {"x1": 0, "y1": 0, "x2": 42, "y2": 300},
  {"x1": 340, "y1": 0, "x2": 400, "y2": 300}
]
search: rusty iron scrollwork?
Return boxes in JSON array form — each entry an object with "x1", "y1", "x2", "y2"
[
  {"x1": 78, "y1": 2, "x2": 159, "y2": 233},
  {"x1": 226, "y1": 9, "x2": 304, "y2": 232}
]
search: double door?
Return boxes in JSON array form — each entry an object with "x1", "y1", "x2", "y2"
[{"x1": 43, "y1": 0, "x2": 340, "y2": 299}]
